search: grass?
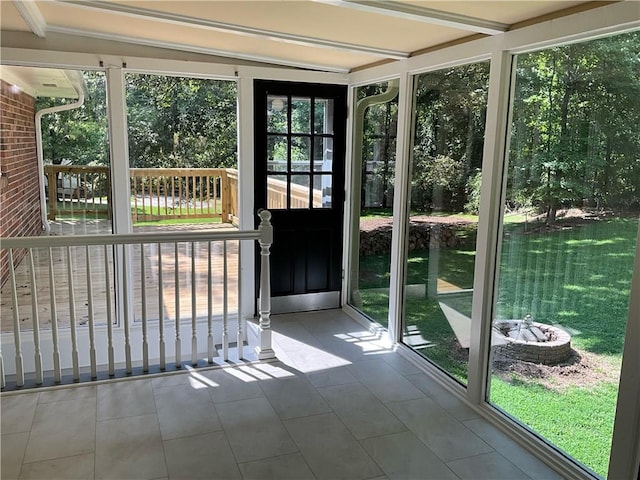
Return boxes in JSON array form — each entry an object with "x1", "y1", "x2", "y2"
[{"x1": 357, "y1": 214, "x2": 638, "y2": 477}]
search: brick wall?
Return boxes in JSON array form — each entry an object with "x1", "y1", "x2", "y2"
[{"x1": 0, "y1": 79, "x2": 43, "y2": 287}]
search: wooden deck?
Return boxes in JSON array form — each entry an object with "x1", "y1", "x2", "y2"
[{"x1": 1, "y1": 220, "x2": 240, "y2": 333}]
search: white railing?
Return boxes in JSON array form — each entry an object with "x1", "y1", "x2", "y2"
[{"x1": 0, "y1": 211, "x2": 274, "y2": 389}]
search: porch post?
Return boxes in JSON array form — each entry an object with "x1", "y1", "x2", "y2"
[{"x1": 255, "y1": 209, "x2": 275, "y2": 360}]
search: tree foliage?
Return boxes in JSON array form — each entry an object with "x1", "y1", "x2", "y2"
[
  {"x1": 412, "y1": 62, "x2": 489, "y2": 213},
  {"x1": 126, "y1": 74, "x2": 237, "y2": 168},
  {"x1": 37, "y1": 71, "x2": 108, "y2": 166},
  {"x1": 507, "y1": 31, "x2": 640, "y2": 221},
  {"x1": 38, "y1": 72, "x2": 238, "y2": 169}
]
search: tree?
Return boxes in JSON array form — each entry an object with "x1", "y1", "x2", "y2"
[
  {"x1": 412, "y1": 62, "x2": 489, "y2": 213},
  {"x1": 506, "y1": 31, "x2": 640, "y2": 220},
  {"x1": 37, "y1": 71, "x2": 108, "y2": 166}
]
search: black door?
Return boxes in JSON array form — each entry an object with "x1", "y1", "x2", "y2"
[{"x1": 254, "y1": 80, "x2": 347, "y2": 313}]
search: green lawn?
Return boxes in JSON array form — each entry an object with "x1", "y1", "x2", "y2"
[{"x1": 358, "y1": 215, "x2": 638, "y2": 477}]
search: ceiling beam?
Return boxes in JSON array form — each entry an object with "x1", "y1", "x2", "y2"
[
  {"x1": 314, "y1": 0, "x2": 509, "y2": 35},
  {"x1": 46, "y1": 26, "x2": 351, "y2": 74},
  {"x1": 12, "y1": 0, "x2": 47, "y2": 38},
  {"x1": 56, "y1": 0, "x2": 409, "y2": 60}
]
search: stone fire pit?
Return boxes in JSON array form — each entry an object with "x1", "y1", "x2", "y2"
[{"x1": 493, "y1": 318, "x2": 572, "y2": 365}]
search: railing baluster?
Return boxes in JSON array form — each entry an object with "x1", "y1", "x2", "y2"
[
  {"x1": 158, "y1": 243, "x2": 165, "y2": 370},
  {"x1": 141, "y1": 244, "x2": 148, "y2": 372},
  {"x1": 48, "y1": 247, "x2": 61, "y2": 383},
  {"x1": 175, "y1": 242, "x2": 181, "y2": 367},
  {"x1": 206, "y1": 175, "x2": 211, "y2": 214},
  {"x1": 133, "y1": 176, "x2": 139, "y2": 222},
  {"x1": 163, "y1": 177, "x2": 168, "y2": 216},
  {"x1": 85, "y1": 246, "x2": 97, "y2": 379},
  {"x1": 191, "y1": 241, "x2": 197, "y2": 366},
  {"x1": 104, "y1": 245, "x2": 114, "y2": 376},
  {"x1": 122, "y1": 244, "x2": 132, "y2": 374},
  {"x1": 155, "y1": 176, "x2": 160, "y2": 217},
  {"x1": 28, "y1": 250, "x2": 43, "y2": 384},
  {"x1": 207, "y1": 241, "x2": 217, "y2": 363},
  {"x1": 8, "y1": 250, "x2": 24, "y2": 387},
  {"x1": 66, "y1": 247, "x2": 79, "y2": 380},
  {"x1": 222, "y1": 240, "x2": 229, "y2": 361},
  {"x1": 192, "y1": 175, "x2": 196, "y2": 216},
  {"x1": 237, "y1": 242, "x2": 243, "y2": 359}
]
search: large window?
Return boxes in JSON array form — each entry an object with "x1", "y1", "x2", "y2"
[
  {"x1": 489, "y1": 31, "x2": 640, "y2": 477},
  {"x1": 403, "y1": 62, "x2": 490, "y2": 384},
  {"x1": 350, "y1": 81, "x2": 399, "y2": 327}
]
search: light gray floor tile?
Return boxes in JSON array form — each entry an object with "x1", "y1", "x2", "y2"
[
  {"x1": 1, "y1": 432, "x2": 29, "y2": 479},
  {"x1": 23, "y1": 397, "x2": 96, "y2": 464},
  {"x1": 201, "y1": 368, "x2": 264, "y2": 404},
  {"x1": 151, "y1": 371, "x2": 193, "y2": 390},
  {"x1": 271, "y1": 322, "x2": 325, "y2": 352},
  {"x1": 318, "y1": 383, "x2": 406, "y2": 439},
  {"x1": 1, "y1": 393, "x2": 39, "y2": 434},
  {"x1": 37, "y1": 385, "x2": 96, "y2": 404},
  {"x1": 447, "y1": 451, "x2": 531, "y2": 479},
  {"x1": 284, "y1": 412, "x2": 383, "y2": 480},
  {"x1": 379, "y1": 353, "x2": 423, "y2": 375},
  {"x1": 463, "y1": 418, "x2": 563, "y2": 480},
  {"x1": 216, "y1": 396, "x2": 298, "y2": 463},
  {"x1": 348, "y1": 359, "x2": 425, "y2": 403},
  {"x1": 97, "y1": 379, "x2": 155, "y2": 420},
  {"x1": 153, "y1": 384, "x2": 221, "y2": 440},
  {"x1": 306, "y1": 366, "x2": 358, "y2": 388},
  {"x1": 387, "y1": 397, "x2": 492, "y2": 462},
  {"x1": 19, "y1": 453, "x2": 94, "y2": 480},
  {"x1": 164, "y1": 431, "x2": 241, "y2": 480},
  {"x1": 361, "y1": 431, "x2": 458, "y2": 480},
  {"x1": 314, "y1": 334, "x2": 384, "y2": 363},
  {"x1": 238, "y1": 452, "x2": 315, "y2": 480},
  {"x1": 95, "y1": 413, "x2": 166, "y2": 480},
  {"x1": 282, "y1": 344, "x2": 353, "y2": 373},
  {"x1": 260, "y1": 375, "x2": 331, "y2": 420},
  {"x1": 405, "y1": 373, "x2": 479, "y2": 421}
]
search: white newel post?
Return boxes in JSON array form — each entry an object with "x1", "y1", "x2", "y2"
[{"x1": 255, "y1": 210, "x2": 276, "y2": 360}]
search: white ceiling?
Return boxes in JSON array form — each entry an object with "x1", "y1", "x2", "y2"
[{"x1": 1, "y1": 0, "x2": 603, "y2": 74}]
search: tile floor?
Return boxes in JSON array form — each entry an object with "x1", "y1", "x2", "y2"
[{"x1": 1, "y1": 309, "x2": 564, "y2": 480}]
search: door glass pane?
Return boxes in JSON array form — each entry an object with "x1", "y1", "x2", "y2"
[
  {"x1": 267, "y1": 175, "x2": 288, "y2": 209},
  {"x1": 403, "y1": 62, "x2": 490, "y2": 384},
  {"x1": 349, "y1": 81, "x2": 398, "y2": 327},
  {"x1": 291, "y1": 97, "x2": 311, "y2": 134},
  {"x1": 314, "y1": 98, "x2": 333, "y2": 134},
  {"x1": 489, "y1": 31, "x2": 640, "y2": 477},
  {"x1": 267, "y1": 95, "x2": 287, "y2": 133},
  {"x1": 314, "y1": 137, "x2": 333, "y2": 172},
  {"x1": 290, "y1": 175, "x2": 310, "y2": 209},
  {"x1": 313, "y1": 174, "x2": 332, "y2": 209},
  {"x1": 267, "y1": 135, "x2": 288, "y2": 171},
  {"x1": 291, "y1": 136, "x2": 311, "y2": 171}
]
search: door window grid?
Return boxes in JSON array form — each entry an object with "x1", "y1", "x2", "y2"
[{"x1": 266, "y1": 95, "x2": 334, "y2": 209}]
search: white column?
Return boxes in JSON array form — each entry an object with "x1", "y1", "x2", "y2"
[
  {"x1": 237, "y1": 76, "x2": 256, "y2": 319},
  {"x1": 105, "y1": 66, "x2": 134, "y2": 332},
  {"x1": 388, "y1": 68, "x2": 413, "y2": 343},
  {"x1": 105, "y1": 67, "x2": 132, "y2": 234},
  {"x1": 467, "y1": 49, "x2": 514, "y2": 405}
]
